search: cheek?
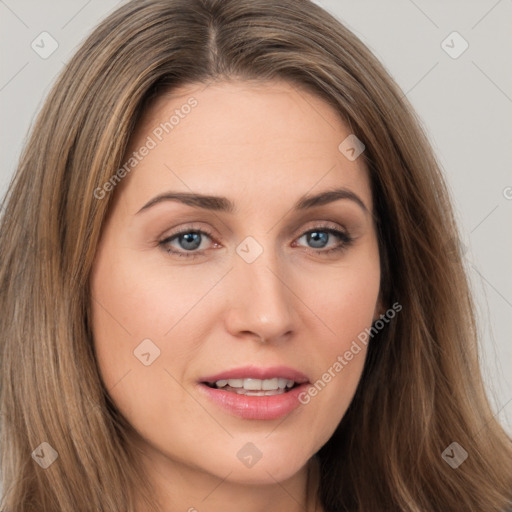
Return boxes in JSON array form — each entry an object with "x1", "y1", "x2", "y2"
[
  {"x1": 289, "y1": 252, "x2": 380, "y2": 442},
  {"x1": 89, "y1": 247, "x2": 227, "y2": 379},
  {"x1": 88, "y1": 250, "x2": 213, "y2": 443},
  {"x1": 88, "y1": 244, "x2": 240, "y2": 455},
  {"x1": 299, "y1": 249, "x2": 381, "y2": 351}
]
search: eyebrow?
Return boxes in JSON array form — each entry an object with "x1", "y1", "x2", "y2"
[{"x1": 136, "y1": 186, "x2": 369, "y2": 215}]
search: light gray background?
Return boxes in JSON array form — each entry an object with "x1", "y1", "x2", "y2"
[{"x1": 0, "y1": 0, "x2": 511, "y2": 433}]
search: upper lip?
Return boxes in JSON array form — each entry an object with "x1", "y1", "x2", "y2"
[{"x1": 200, "y1": 365, "x2": 310, "y2": 384}]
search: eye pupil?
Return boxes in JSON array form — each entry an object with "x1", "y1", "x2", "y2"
[
  {"x1": 308, "y1": 231, "x2": 328, "y2": 248},
  {"x1": 179, "y1": 232, "x2": 201, "y2": 250}
]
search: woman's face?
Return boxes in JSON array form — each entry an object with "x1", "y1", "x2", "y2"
[{"x1": 90, "y1": 80, "x2": 381, "y2": 488}]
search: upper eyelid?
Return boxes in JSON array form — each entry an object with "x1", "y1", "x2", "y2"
[
  {"x1": 160, "y1": 221, "x2": 348, "y2": 241},
  {"x1": 160, "y1": 223, "x2": 349, "y2": 251}
]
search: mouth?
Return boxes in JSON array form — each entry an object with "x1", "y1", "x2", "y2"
[
  {"x1": 202, "y1": 377, "x2": 301, "y2": 396},
  {"x1": 197, "y1": 366, "x2": 311, "y2": 420}
]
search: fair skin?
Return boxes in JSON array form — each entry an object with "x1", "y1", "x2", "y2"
[{"x1": 89, "y1": 80, "x2": 382, "y2": 512}]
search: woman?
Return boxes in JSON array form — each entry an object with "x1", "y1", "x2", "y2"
[{"x1": 0, "y1": 0, "x2": 510, "y2": 511}]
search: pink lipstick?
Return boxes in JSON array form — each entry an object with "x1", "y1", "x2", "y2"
[{"x1": 198, "y1": 365, "x2": 310, "y2": 420}]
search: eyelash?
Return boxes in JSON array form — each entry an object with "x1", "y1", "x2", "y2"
[{"x1": 158, "y1": 224, "x2": 354, "y2": 260}]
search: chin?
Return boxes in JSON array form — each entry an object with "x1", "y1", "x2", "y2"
[
  {"x1": 223, "y1": 462, "x2": 307, "y2": 486},
  {"x1": 208, "y1": 439, "x2": 314, "y2": 485}
]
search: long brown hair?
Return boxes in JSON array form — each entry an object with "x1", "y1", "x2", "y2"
[{"x1": 1, "y1": 0, "x2": 510, "y2": 510}]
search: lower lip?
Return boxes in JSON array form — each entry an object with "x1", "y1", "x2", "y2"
[{"x1": 198, "y1": 383, "x2": 310, "y2": 420}]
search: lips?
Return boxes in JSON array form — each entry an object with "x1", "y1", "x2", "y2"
[
  {"x1": 198, "y1": 365, "x2": 311, "y2": 420},
  {"x1": 200, "y1": 365, "x2": 310, "y2": 384}
]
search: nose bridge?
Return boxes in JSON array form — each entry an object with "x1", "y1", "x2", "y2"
[{"x1": 225, "y1": 235, "x2": 294, "y2": 341}]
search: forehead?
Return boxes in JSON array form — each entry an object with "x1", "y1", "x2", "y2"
[{"x1": 115, "y1": 80, "x2": 371, "y2": 213}]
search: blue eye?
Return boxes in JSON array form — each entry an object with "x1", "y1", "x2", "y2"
[
  {"x1": 160, "y1": 229, "x2": 213, "y2": 258},
  {"x1": 159, "y1": 226, "x2": 353, "y2": 259},
  {"x1": 295, "y1": 228, "x2": 353, "y2": 253},
  {"x1": 173, "y1": 232, "x2": 203, "y2": 251}
]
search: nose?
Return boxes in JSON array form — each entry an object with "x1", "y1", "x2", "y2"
[{"x1": 223, "y1": 246, "x2": 295, "y2": 344}]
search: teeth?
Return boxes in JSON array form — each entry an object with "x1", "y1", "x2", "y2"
[
  {"x1": 243, "y1": 378, "x2": 262, "y2": 390},
  {"x1": 236, "y1": 389, "x2": 286, "y2": 396},
  {"x1": 262, "y1": 378, "x2": 278, "y2": 390},
  {"x1": 214, "y1": 378, "x2": 295, "y2": 390}
]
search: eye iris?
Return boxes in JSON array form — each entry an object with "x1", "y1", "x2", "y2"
[
  {"x1": 308, "y1": 231, "x2": 328, "y2": 248},
  {"x1": 179, "y1": 232, "x2": 201, "y2": 250}
]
